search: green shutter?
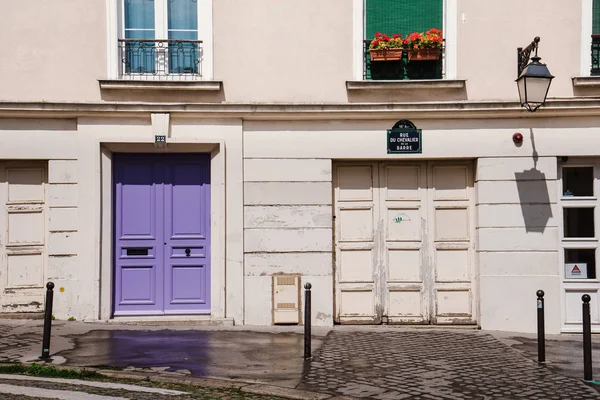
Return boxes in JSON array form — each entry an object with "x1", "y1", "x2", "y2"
[
  {"x1": 594, "y1": 0, "x2": 600, "y2": 34},
  {"x1": 365, "y1": 0, "x2": 443, "y2": 39}
]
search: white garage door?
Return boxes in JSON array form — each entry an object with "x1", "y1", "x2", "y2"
[
  {"x1": 0, "y1": 163, "x2": 48, "y2": 313},
  {"x1": 334, "y1": 161, "x2": 476, "y2": 325}
]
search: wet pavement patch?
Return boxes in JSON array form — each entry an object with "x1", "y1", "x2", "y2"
[
  {"x1": 57, "y1": 329, "x2": 308, "y2": 387},
  {"x1": 299, "y1": 330, "x2": 600, "y2": 399}
]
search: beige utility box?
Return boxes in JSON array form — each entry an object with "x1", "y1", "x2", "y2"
[{"x1": 272, "y1": 274, "x2": 301, "y2": 324}]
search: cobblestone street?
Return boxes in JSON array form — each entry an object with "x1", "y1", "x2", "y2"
[{"x1": 299, "y1": 329, "x2": 600, "y2": 399}]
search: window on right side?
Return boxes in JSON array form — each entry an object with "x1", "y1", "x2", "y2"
[{"x1": 364, "y1": 0, "x2": 444, "y2": 81}]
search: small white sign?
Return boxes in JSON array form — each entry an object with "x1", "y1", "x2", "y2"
[{"x1": 565, "y1": 263, "x2": 587, "y2": 279}]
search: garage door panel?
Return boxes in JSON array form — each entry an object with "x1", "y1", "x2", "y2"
[
  {"x1": 436, "y1": 249, "x2": 469, "y2": 282},
  {"x1": 432, "y1": 166, "x2": 469, "y2": 200},
  {"x1": 435, "y1": 207, "x2": 470, "y2": 241},
  {"x1": 385, "y1": 165, "x2": 421, "y2": 200},
  {"x1": 436, "y1": 289, "x2": 472, "y2": 317},
  {"x1": 340, "y1": 290, "x2": 375, "y2": 317},
  {"x1": 340, "y1": 249, "x2": 374, "y2": 282},
  {"x1": 388, "y1": 249, "x2": 421, "y2": 282},
  {"x1": 388, "y1": 290, "x2": 425, "y2": 319},
  {"x1": 386, "y1": 207, "x2": 422, "y2": 241},
  {"x1": 339, "y1": 207, "x2": 374, "y2": 242},
  {"x1": 8, "y1": 210, "x2": 45, "y2": 246},
  {"x1": 337, "y1": 166, "x2": 374, "y2": 201},
  {"x1": 7, "y1": 168, "x2": 45, "y2": 203},
  {"x1": 6, "y1": 252, "x2": 44, "y2": 288}
]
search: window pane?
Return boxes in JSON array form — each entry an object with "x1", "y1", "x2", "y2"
[
  {"x1": 564, "y1": 208, "x2": 595, "y2": 238},
  {"x1": 565, "y1": 249, "x2": 596, "y2": 279},
  {"x1": 125, "y1": 0, "x2": 155, "y2": 30},
  {"x1": 168, "y1": 0, "x2": 198, "y2": 30},
  {"x1": 563, "y1": 167, "x2": 594, "y2": 197},
  {"x1": 365, "y1": 0, "x2": 442, "y2": 39}
]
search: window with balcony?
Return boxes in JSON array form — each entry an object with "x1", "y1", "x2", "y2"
[
  {"x1": 363, "y1": 0, "x2": 445, "y2": 81},
  {"x1": 108, "y1": 0, "x2": 213, "y2": 82}
]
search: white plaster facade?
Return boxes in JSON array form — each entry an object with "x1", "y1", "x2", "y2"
[{"x1": 1, "y1": 0, "x2": 600, "y2": 334}]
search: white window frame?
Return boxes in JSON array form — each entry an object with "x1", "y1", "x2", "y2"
[
  {"x1": 581, "y1": 0, "x2": 593, "y2": 76},
  {"x1": 558, "y1": 159, "x2": 600, "y2": 333},
  {"x1": 352, "y1": 0, "x2": 457, "y2": 81},
  {"x1": 106, "y1": 0, "x2": 213, "y2": 80}
]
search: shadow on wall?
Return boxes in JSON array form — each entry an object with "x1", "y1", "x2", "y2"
[{"x1": 514, "y1": 129, "x2": 553, "y2": 233}]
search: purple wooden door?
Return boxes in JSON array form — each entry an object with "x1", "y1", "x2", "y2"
[{"x1": 114, "y1": 154, "x2": 211, "y2": 316}]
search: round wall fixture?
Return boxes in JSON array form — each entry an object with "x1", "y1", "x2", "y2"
[{"x1": 513, "y1": 132, "x2": 524, "y2": 144}]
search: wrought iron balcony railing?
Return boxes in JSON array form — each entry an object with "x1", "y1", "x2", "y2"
[
  {"x1": 592, "y1": 35, "x2": 600, "y2": 76},
  {"x1": 363, "y1": 40, "x2": 445, "y2": 80},
  {"x1": 118, "y1": 39, "x2": 203, "y2": 80}
]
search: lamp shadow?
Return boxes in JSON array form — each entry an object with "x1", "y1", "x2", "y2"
[{"x1": 513, "y1": 129, "x2": 553, "y2": 233}]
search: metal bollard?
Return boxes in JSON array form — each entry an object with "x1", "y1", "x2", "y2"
[
  {"x1": 304, "y1": 282, "x2": 312, "y2": 360},
  {"x1": 41, "y1": 282, "x2": 55, "y2": 360},
  {"x1": 582, "y1": 294, "x2": 593, "y2": 381},
  {"x1": 536, "y1": 290, "x2": 545, "y2": 363}
]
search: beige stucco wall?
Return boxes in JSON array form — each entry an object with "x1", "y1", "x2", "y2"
[
  {"x1": 0, "y1": 0, "x2": 587, "y2": 103},
  {"x1": 0, "y1": 0, "x2": 105, "y2": 102},
  {"x1": 458, "y1": 0, "x2": 581, "y2": 101}
]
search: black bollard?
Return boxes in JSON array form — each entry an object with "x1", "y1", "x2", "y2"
[
  {"x1": 304, "y1": 282, "x2": 312, "y2": 360},
  {"x1": 536, "y1": 290, "x2": 545, "y2": 363},
  {"x1": 582, "y1": 294, "x2": 593, "y2": 381},
  {"x1": 41, "y1": 282, "x2": 55, "y2": 360}
]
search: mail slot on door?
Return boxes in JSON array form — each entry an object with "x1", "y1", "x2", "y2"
[{"x1": 125, "y1": 248, "x2": 150, "y2": 256}]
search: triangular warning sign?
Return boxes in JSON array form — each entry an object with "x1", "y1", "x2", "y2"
[{"x1": 572, "y1": 265, "x2": 581, "y2": 273}]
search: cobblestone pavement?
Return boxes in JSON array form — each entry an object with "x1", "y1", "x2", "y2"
[
  {"x1": 299, "y1": 329, "x2": 600, "y2": 399},
  {"x1": 0, "y1": 322, "x2": 42, "y2": 362}
]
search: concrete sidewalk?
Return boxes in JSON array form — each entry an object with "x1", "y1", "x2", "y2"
[{"x1": 1, "y1": 319, "x2": 600, "y2": 399}]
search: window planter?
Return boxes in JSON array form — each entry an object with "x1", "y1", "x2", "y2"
[
  {"x1": 407, "y1": 48, "x2": 441, "y2": 61},
  {"x1": 369, "y1": 49, "x2": 403, "y2": 61}
]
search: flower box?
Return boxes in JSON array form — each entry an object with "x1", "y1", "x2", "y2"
[
  {"x1": 369, "y1": 49, "x2": 403, "y2": 61},
  {"x1": 407, "y1": 48, "x2": 441, "y2": 61}
]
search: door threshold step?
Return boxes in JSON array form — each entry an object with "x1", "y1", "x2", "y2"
[{"x1": 107, "y1": 317, "x2": 234, "y2": 326}]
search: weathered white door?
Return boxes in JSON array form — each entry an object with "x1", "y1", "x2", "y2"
[
  {"x1": 381, "y1": 163, "x2": 429, "y2": 323},
  {"x1": 334, "y1": 161, "x2": 475, "y2": 325},
  {"x1": 334, "y1": 163, "x2": 381, "y2": 323},
  {"x1": 0, "y1": 163, "x2": 48, "y2": 313}
]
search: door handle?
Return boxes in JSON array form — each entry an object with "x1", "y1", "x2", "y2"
[{"x1": 185, "y1": 248, "x2": 191, "y2": 257}]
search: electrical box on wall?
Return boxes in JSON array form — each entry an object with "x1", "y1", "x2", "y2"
[{"x1": 272, "y1": 274, "x2": 300, "y2": 324}]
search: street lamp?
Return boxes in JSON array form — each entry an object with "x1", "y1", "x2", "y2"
[{"x1": 516, "y1": 37, "x2": 554, "y2": 112}]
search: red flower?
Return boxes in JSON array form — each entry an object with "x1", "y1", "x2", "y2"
[
  {"x1": 403, "y1": 39, "x2": 408, "y2": 45},
  {"x1": 392, "y1": 34, "x2": 401, "y2": 39},
  {"x1": 372, "y1": 39, "x2": 380, "y2": 46},
  {"x1": 382, "y1": 34, "x2": 390, "y2": 41},
  {"x1": 375, "y1": 32, "x2": 382, "y2": 37}
]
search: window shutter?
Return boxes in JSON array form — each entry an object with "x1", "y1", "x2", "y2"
[
  {"x1": 594, "y1": 0, "x2": 600, "y2": 34},
  {"x1": 365, "y1": 0, "x2": 443, "y2": 39}
]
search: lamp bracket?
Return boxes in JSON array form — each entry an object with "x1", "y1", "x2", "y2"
[{"x1": 517, "y1": 37, "x2": 540, "y2": 77}]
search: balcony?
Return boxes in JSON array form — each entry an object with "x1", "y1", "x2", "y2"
[
  {"x1": 118, "y1": 39, "x2": 203, "y2": 80},
  {"x1": 99, "y1": 39, "x2": 221, "y2": 91},
  {"x1": 363, "y1": 40, "x2": 444, "y2": 81}
]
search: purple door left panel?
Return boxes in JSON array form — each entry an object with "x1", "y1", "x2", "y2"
[{"x1": 113, "y1": 153, "x2": 210, "y2": 316}]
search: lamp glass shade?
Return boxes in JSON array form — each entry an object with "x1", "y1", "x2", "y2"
[{"x1": 516, "y1": 59, "x2": 554, "y2": 112}]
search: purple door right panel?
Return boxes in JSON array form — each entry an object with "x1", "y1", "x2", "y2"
[
  {"x1": 114, "y1": 154, "x2": 210, "y2": 316},
  {"x1": 164, "y1": 156, "x2": 211, "y2": 314}
]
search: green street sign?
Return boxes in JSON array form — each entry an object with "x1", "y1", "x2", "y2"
[{"x1": 387, "y1": 129, "x2": 422, "y2": 154}]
